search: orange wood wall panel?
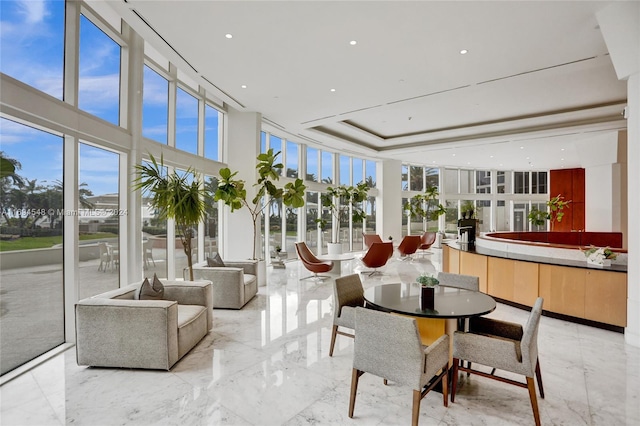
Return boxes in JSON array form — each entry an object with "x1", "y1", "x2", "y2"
[
  {"x1": 584, "y1": 270, "x2": 627, "y2": 327},
  {"x1": 550, "y1": 168, "x2": 585, "y2": 231}
]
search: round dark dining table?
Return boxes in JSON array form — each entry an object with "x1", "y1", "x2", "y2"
[{"x1": 363, "y1": 283, "x2": 496, "y2": 319}]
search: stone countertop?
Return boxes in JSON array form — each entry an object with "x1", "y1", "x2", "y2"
[{"x1": 447, "y1": 241, "x2": 628, "y2": 273}]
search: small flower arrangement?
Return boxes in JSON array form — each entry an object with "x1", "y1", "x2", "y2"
[
  {"x1": 416, "y1": 274, "x2": 439, "y2": 287},
  {"x1": 582, "y1": 245, "x2": 617, "y2": 264}
]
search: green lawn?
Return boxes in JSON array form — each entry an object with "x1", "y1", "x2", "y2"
[{"x1": 0, "y1": 233, "x2": 117, "y2": 252}]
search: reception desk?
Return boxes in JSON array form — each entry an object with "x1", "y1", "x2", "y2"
[{"x1": 443, "y1": 242, "x2": 627, "y2": 330}]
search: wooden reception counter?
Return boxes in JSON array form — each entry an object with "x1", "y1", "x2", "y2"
[{"x1": 443, "y1": 239, "x2": 627, "y2": 331}]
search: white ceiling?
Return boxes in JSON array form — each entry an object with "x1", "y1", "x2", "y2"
[{"x1": 104, "y1": 0, "x2": 628, "y2": 170}]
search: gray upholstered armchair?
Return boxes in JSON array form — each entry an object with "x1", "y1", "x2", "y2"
[
  {"x1": 75, "y1": 280, "x2": 213, "y2": 370},
  {"x1": 349, "y1": 307, "x2": 450, "y2": 426},
  {"x1": 451, "y1": 297, "x2": 545, "y2": 426},
  {"x1": 187, "y1": 260, "x2": 258, "y2": 309}
]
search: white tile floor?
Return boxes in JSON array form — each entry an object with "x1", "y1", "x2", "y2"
[{"x1": 1, "y1": 250, "x2": 639, "y2": 425}]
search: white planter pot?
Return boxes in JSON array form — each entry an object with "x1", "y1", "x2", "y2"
[
  {"x1": 586, "y1": 258, "x2": 611, "y2": 268},
  {"x1": 327, "y1": 243, "x2": 343, "y2": 255},
  {"x1": 257, "y1": 259, "x2": 267, "y2": 286}
]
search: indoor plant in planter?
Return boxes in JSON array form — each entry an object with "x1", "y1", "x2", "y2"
[
  {"x1": 133, "y1": 154, "x2": 206, "y2": 281},
  {"x1": 547, "y1": 194, "x2": 571, "y2": 231},
  {"x1": 317, "y1": 182, "x2": 369, "y2": 254},
  {"x1": 416, "y1": 274, "x2": 439, "y2": 310},
  {"x1": 214, "y1": 148, "x2": 306, "y2": 262},
  {"x1": 404, "y1": 185, "x2": 446, "y2": 233},
  {"x1": 582, "y1": 245, "x2": 617, "y2": 267}
]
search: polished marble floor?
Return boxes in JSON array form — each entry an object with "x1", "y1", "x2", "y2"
[{"x1": 1, "y1": 250, "x2": 639, "y2": 425}]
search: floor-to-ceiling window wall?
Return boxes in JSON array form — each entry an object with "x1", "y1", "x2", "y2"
[
  {"x1": 0, "y1": 0, "x2": 225, "y2": 377},
  {"x1": 0, "y1": 119, "x2": 65, "y2": 376},
  {"x1": 402, "y1": 164, "x2": 548, "y2": 235}
]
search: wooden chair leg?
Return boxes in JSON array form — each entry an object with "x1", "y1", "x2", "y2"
[
  {"x1": 442, "y1": 367, "x2": 449, "y2": 408},
  {"x1": 451, "y1": 357, "x2": 459, "y2": 403},
  {"x1": 411, "y1": 389, "x2": 421, "y2": 426},
  {"x1": 329, "y1": 325, "x2": 338, "y2": 357},
  {"x1": 349, "y1": 369, "x2": 360, "y2": 418},
  {"x1": 383, "y1": 379, "x2": 388, "y2": 385},
  {"x1": 535, "y1": 358, "x2": 545, "y2": 398},
  {"x1": 527, "y1": 376, "x2": 541, "y2": 426}
]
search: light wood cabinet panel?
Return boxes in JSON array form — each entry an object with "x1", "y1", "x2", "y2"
[
  {"x1": 487, "y1": 257, "x2": 514, "y2": 300},
  {"x1": 539, "y1": 264, "x2": 586, "y2": 318},
  {"x1": 585, "y1": 269, "x2": 627, "y2": 327},
  {"x1": 460, "y1": 251, "x2": 488, "y2": 293},
  {"x1": 513, "y1": 261, "x2": 539, "y2": 307},
  {"x1": 444, "y1": 245, "x2": 460, "y2": 273}
]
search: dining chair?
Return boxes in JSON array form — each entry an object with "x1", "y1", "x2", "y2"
[
  {"x1": 418, "y1": 231, "x2": 437, "y2": 256},
  {"x1": 329, "y1": 274, "x2": 365, "y2": 356},
  {"x1": 360, "y1": 241, "x2": 394, "y2": 276},
  {"x1": 436, "y1": 272, "x2": 479, "y2": 291},
  {"x1": 143, "y1": 239, "x2": 156, "y2": 269},
  {"x1": 97, "y1": 242, "x2": 111, "y2": 272},
  {"x1": 397, "y1": 235, "x2": 422, "y2": 260},
  {"x1": 349, "y1": 307, "x2": 449, "y2": 426},
  {"x1": 295, "y1": 242, "x2": 333, "y2": 281},
  {"x1": 451, "y1": 297, "x2": 545, "y2": 426},
  {"x1": 362, "y1": 233, "x2": 383, "y2": 249}
]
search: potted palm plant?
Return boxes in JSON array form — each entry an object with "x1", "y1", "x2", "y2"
[
  {"x1": 316, "y1": 182, "x2": 369, "y2": 254},
  {"x1": 133, "y1": 154, "x2": 206, "y2": 281},
  {"x1": 214, "y1": 148, "x2": 306, "y2": 261},
  {"x1": 404, "y1": 185, "x2": 446, "y2": 233}
]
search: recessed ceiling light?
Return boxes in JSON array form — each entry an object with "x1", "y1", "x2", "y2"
[
  {"x1": 241, "y1": 85, "x2": 247, "y2": 89},
  {"x1": 520, "y1": 146, "x2": 524, "y2": 149},
  {"x1": 432, "y1": 160, "x2": 436, "y2": 164},
  {"x1": 561, "y1": 148, "x2": 565, "y2": 151},
  {"x1": 452, "y1": 153, "x2": 456, "y2": 157},
  {"x1": 330, "y1": 88, "x2": 336, "y2": 92},
  {"x1": 350, "y1": 40, "x2": 357, "y2": 45},
  {"x1": 460, "y1": 49, "x2": 468, "y2": 55},
  {"x1": 561, "y1": 158, "x2": 565, "y2": 161},
  {"x1": 526, "y1": 157, "x2": 530, "y2": 160},
  {"x1": 490, "y1": 155, "x2": 494, "y2": 158},
  {"x1": 225, "y1": 33, "x2": 233, "y2": 39},
  {"x1": 467, "y1": 162, "x2": 471, "y2": 165}
]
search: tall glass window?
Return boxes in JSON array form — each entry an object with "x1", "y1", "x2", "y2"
[
  {"x1": 532, "y1": 172, "x2": 547, "y2": 194},
  {"x1": 410, "y1": 166, "x2": 423, "y2": 191},
  {"x1": 476, "y1": 200, "x2": 491, "y2": 232},
  {"x1": 78, "y1": 143, "x2": 120, "y2": 298},
  {"x1": 365, "y1": 160, "x2": 376, "y2": 188},
  {"x1": 476, "y1": 171, "x2": 491, "y2": 194},
  {"x1": 460, "y1": 169, "x2": 473, "y2": 193},
  {"x1": 305, "y1": 192, "x2": 320, "y2": 253},
  {"x1": 203, "y1": 176, "x2": 219, "y2": 258},
  {"x1": 497, "y1": 171, "x2": 511, "y2": 194},
  {"x1": 175, "y1": 87, "x2": 198, "y2": 154},
  {"x1": 269, "y1": 135, "x2": 282, "y2": 176},
  {"x1": 321, "y1": 151, "x2": 333, "y2": 184},
  {"x1": 79, "y1": 14, "x2": 121, "y2": 125},
  {"x1": 204, "y1": 104, "x2": 220, "y2": 161},
  {"x1": 286, "y1": 141, "x2": 298, "y2": 178},
  {"x1": 142, "y1": 65, "x2": 169, "y2": 144},
  {"x1": 425, "y1": 167, "x2": 439, "y2": 189},
  {"x1": 339, "y1": 155, "x2": 350, "y2": 185},
  {"x1": 401, "y1": 165, "x2": 409, "y2": 191},
  {"x1": 444, "y1": 169, "x2": 458, "y2": 194},
  {"x1": 0, "y1": 0, "x2": 65, "y2": 99},
  {"x1": 495, "y1": 200, "x2": 509, "y2": 231},
  {"x1": 141, "y1": 160, "x2": 167, "y2": 278},
  {"x1": 445, "y1": 200, "x2": 459, "y2": 233},
  {"x1": 0, "y1": 118, "x2": 64, "y2": 376},
  {"x1": 260, "y1": 131, "x2": 267, "y2": 154},
  {"x1": 353, "y1": 159, "x2": 364, "y2": 185},
  {"x1": 515, "y1": 172, "x2": 530, "y2": 194},
  {"x1": 306, "y1": 147, "x2": 319, "y2": 182}
]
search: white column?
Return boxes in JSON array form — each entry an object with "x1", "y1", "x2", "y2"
[
  {"x1": 597, "y1": 1, "x2": 640, "y2": 347},
  {"x1": 223, "y1": 107, "x2": 261, "y2": 260},
  {"x1": 377, "y1": 160, "x2": 402, "y2": 241}
]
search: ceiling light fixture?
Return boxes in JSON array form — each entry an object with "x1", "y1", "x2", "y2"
[
  {"x1": 561, "y1": 148, "x2": 565, "y2": 151},
  {"x1": 520, "y1": 146, "x2": 524, "y2": 149},
  {"x1": 225, "y1": 33, "x2": 233, "y2": 39},
  {"x1": 330, "y1": 88, "x2": 336, "y2": 92},
  {"x1": 350, "y1": 40, "x2": 357, "y2": 45},
  {"x1": 241, "y1": 85, "x2": 247, "y2": 89},
  {"x1": 460, "y1": 49, "x2": 468, "y2": 55}
]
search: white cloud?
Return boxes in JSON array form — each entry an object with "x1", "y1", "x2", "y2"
[{"x1": 16, "y1": 0, "x2": 48, "y2": 24}]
